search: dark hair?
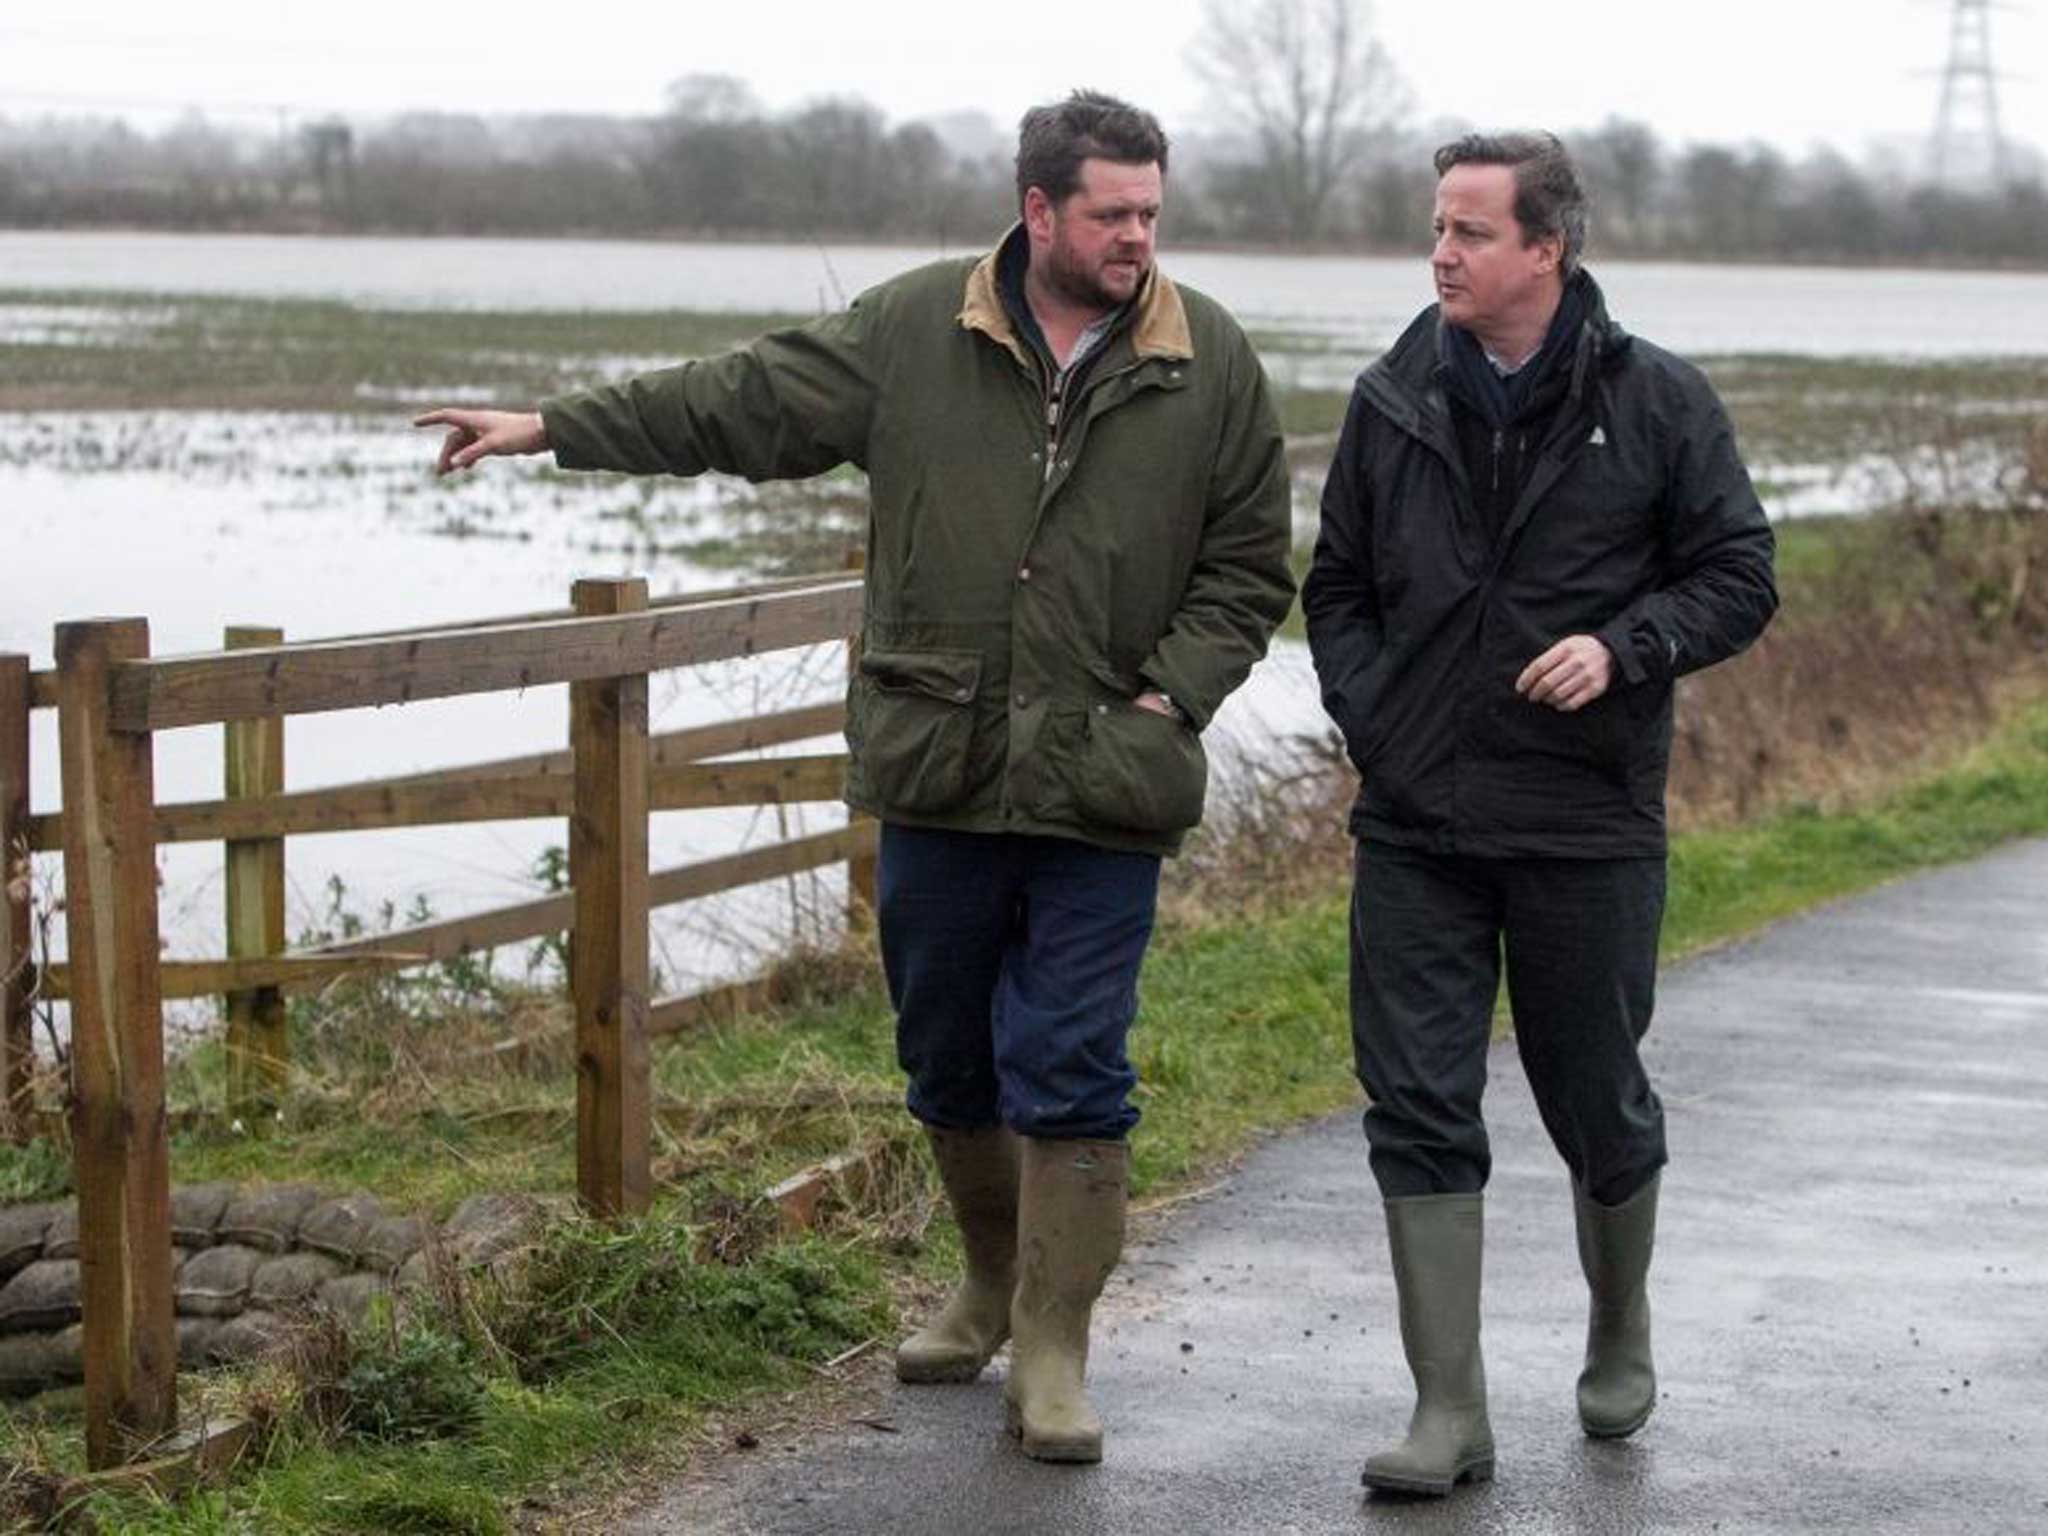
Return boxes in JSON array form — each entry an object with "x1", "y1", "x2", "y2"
[
  {"x1": 1433, "y1": 131, "x2": 1587, "y2": 277},
  {"x1": 1015, "y1": 90, "x2": 1169, "y2": 212}
]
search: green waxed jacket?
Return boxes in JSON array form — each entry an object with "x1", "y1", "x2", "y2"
[{"x1": 539, "y1": 236, "x2": 1296, "y2": 856}]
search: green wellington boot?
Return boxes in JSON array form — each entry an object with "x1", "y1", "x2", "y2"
[
  {"x1": 1361, "y1": 1193, "x2": 1495, "y2": 1497},
  {"x1": 1574, "y1": 1171, "x2": 1660, "y2": 1438},
  {"x1": 896, "y1": 1125, "x2": 1021, "y2": 1384},
  {"x1": 1003, "y1": 1137, "x2": 1127, "y2": 1464}
]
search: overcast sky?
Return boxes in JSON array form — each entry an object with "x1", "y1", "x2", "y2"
[{"x1": 3, "y1": 0, "x2": 2043, "y2": 162}]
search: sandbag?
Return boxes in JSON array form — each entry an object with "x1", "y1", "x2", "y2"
[
  {"x1": 170, "y1": 1183, "x2": 235, "y2": 1249},
  {"x1": 251, "y1": 1251, "x2": 345, "y2": 1310},
  {"x1": 176, "y1": 1244, "x2": 262, "y2": 1318},
  {"x1": 218, "y1": 1184, "x2": 323, "y2": 1253},
  {"x1": 44, "y1": 1322, "x2": 82, "y2": 1384},
  {"x1": 0, "y1": 1331, "x2": 61, "y2": 1397},
  {"x1": 0, "y1": 1260, "x2": 82, "y2": 1334},
  {"x1": 177, "y1": 1315, "x2": 226, "y2": 1370},
  {"x1": 444, "y1": 1192, "x2": 544, "y2": 1269},
  {"x1": 316, "y1": 1272, "x2": 391, "y2": 1328},
  {"x1": 41, "y1": 1205, "x2": 79, "y2": 1262},
  {"x1": 0, "y1": 1202, "x2": 60, "y2": 1280},
  {"x1": 212, "y1": 1309, "x2": 295, "y2": 1364},
  {"x1": 298, "y1": 1192, "x2": 384, "y2": 1264},
  {"x1": 360, "y1": 1214, "x2": 428, "y2": 1273}
]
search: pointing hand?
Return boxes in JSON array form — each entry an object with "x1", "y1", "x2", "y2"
[{"x1": 412, "y1": 408, "x2": 548, "y2": 476}]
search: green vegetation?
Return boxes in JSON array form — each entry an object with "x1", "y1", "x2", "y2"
[
  {"x1": 1665, "y1": 700, "x2": 2048, "y2": 948},
  {"x1": 1701, "y1": 352, "x2": 2048, "y2": 471},
  {"x1": 0, "y1": 291, "x2": 805, "y2": 413}
]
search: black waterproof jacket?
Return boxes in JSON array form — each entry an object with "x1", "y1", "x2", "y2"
[{"x1": 1303, "y1": 275, "x2": 1778, "y2": 858}]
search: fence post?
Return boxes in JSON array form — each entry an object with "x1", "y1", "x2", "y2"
[
  {"x1": 841, "y1": 548, "x2": 877, "y2": 929},
  {"x1": 570, "y1": 578, "x2": 651, "y2": 1218},
  {"x1": 1, "y1": 654, "x2": 30, "y2": 1143},
  {"x1": 55, "y1": 619, "x2": 177, "y2": 1468},
  {"x1": 222, "y1": 626, "x2": 286, "y2": 1124}
]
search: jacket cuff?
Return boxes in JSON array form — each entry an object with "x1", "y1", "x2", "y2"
[
  {"x1": 537, "y1": 395, "x2": 594, "y2": 471},
  {"x1": 1594, "y1": 621, "x2": 1649, "y2": 687}
]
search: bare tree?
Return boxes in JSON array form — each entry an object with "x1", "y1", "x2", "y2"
[
  {"x1": 664, "y1": 74, "x2": 762, "y2": 126},
  {"x1": 1579, "y1": 117, "x2": 1662, "y2": 248},
  {"x1": 1187, "y1": 0, "x2": 1406, "y2": 243}
]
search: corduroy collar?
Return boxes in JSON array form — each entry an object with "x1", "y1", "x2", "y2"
[{"x1": 958, "y1": 223, "x2": 1194, "y2": 368}]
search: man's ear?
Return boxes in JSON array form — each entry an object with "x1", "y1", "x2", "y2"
[
  {"x1": 1023, "y1": 185, "x2": 1056, "y2": 243},
  {"x1": 1534, "y1": 232, "x2": 1564, "y2": 276}
]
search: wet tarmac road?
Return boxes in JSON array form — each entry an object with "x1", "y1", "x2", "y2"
[{"x1": 632, "y1": 839, "x2": 2048, "y2": 1534}]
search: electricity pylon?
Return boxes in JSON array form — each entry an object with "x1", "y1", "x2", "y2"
[{"x1": 1930, "y1": 0, "x2": 2012, "y2": 189}]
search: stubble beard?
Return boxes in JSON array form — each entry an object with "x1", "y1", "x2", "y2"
[{"x1": 1047, "y1": 235, "x2": 1146, "y2": 313}]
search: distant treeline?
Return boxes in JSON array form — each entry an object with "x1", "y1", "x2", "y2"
[{"x1": 3, "y1": 86, "x2": 2046, "y2": 269}]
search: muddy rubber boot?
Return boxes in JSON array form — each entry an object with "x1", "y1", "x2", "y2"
[
  {"x1": 1574, "y1": 1171, "x2": 1659, "y2": 1438},
  {"x1": 896, "y1": 1125, "x2": 1020, "y2": 1384},
  {"x1": 1361, "y1": 1193, "x2": 1495, "y2": 1496},
  {"x1": 1003, "y1": 1137, "x2": 1126, "y2": 1464}
]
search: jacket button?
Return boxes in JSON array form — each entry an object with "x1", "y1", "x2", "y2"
[
  {"x1": 1018, "y1": 565, "x2": 1032, "y2": 582},
  {"x1": 1014, "y1": 692, "x2": 1028, "y2": 708}
]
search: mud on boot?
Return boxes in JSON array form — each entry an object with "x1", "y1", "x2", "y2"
[{"x1": 1005, "y1": 1136, "x2": 1126, "y2": 1464}]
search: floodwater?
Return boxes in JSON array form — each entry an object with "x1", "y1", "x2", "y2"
[
  {"x1": 5, "y1": 231, "x2": 2042, "y2": 1001},
  {"x1": 0, "y1": 403, "x2": 1318, "y2": 999},
  {"x1": 9, "y1": 229, "x2": 2048, "y2": 359}
]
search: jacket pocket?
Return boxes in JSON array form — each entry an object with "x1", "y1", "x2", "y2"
[
  {"x1": 851, "y1": 648, "x2": 983, "y2": 815},
  {"x1": 1498, "y1": 692, "x2": 1634, "y2": 787},
  {"x1": 1069, "y1": 700, "x2": 1209, "y2": 835},
  {"x1": 1332, "y1": 650, "x2": 1394, "y2": 778}
]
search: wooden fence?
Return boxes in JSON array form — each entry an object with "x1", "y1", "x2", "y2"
[{"x1": 0, "y1": 570, "x2": 873, "y2": 1467}]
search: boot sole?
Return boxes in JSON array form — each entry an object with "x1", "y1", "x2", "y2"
[
  {"x1": 1004, "y1": 1397, "x2": 1103, "y2": 1464},
  {"x1": 1361, "y1": 1457, "x2": 1494, "y2": 1497},
  {"x1": 895, "y1": 1328, "x2": 1009, "y2": 1385},
  {"x1": 1581, "y1": 1406, "x2": 1653, "y2": 1440},
  {"x1": 895, "y1": 1354, "x2": 995, "y2": 1384}
]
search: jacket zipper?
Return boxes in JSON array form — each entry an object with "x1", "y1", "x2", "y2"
[
  {"x1": 1043, "y1": 378, "x2": 1064, "y2": 482},
  {"x1": 1490, "y1": 429, "x2": 1503, "y2": 497}
]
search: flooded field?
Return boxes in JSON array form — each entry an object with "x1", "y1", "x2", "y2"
[
  {"x1": 0, "y1": 397, "x2": 1319, "y2": 1002},
  {"x1": 11, "y1": 229, "x2": 2048, "y2": 357},
  {"x1": 5, "y1": 234, "x2": 2046, "y2": 1006}
]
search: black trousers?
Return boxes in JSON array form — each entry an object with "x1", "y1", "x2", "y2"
[{"x1": 1349, "y1": 840, "x2": 1668, "y2": 1205}]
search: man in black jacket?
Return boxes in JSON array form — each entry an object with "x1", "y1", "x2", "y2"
[{"x1": 1303, "y1": 132, "x2": 1776, "y2": 1496}]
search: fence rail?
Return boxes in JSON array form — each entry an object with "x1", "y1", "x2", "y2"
[{"x1": 0, "y1": 570, "x2": 871, "y2": 1467}]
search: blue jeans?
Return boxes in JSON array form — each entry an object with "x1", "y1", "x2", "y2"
[{"x1": 878, "y1": 825, "x2": 1161, "y2": 1140}]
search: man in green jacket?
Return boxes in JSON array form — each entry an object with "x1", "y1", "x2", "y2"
[{"x1": 417, "y1": 90, "x2": 1295, "y2": 1464}]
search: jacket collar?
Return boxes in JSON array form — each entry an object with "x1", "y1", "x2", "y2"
[
  {"x1": 1366, "y1": 268, "x2": 1631, "y2": 425},
  {"x1": 959, "y1": 223, "x2": 1194, "y2": 367}
]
